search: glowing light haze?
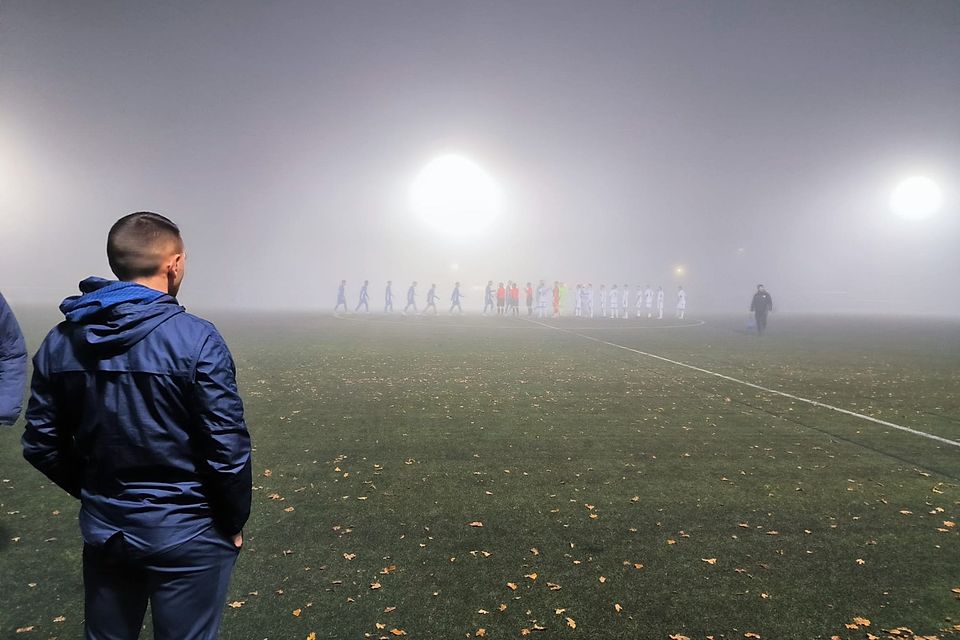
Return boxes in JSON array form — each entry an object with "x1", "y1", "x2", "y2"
[
  {"x1": 0, "y1": 1, "x2": 958, "y2": 314},
  {"x1": 889, "y1": 177, "x2": 943, "y2": 221},
  {"x1": 410, "y1": 155, "x2": 503, "y2": 237}
]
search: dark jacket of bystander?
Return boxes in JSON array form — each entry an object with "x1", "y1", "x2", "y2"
[
  {"x1": 22, "y1": 277, "x2": 252, "y2": 554},
  {"x1": 0, "y1": 291, "x2": 28, "y2": 425}
]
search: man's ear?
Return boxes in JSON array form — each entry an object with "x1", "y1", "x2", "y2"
[{"x1": 164, "y1": 252, "x2": 184, "y2": 284}]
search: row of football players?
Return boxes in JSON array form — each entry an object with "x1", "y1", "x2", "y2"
[{"x1": 336, "y1": 280, "x2": 687, "y2": 319}]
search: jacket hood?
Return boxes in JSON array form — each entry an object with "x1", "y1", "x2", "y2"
[{"x1": 59, "y1": 277, "x2": 184, "y2": 353}]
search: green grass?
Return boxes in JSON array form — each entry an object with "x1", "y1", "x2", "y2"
[{"x1": 1, "y1": 312, "x2": 958, "y2": 639}]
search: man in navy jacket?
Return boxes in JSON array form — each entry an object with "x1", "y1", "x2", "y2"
[
  {"x1": 0, "y1": 290, "x2": 28, "y2": 425},
  {"x1": 22, "y1": 212, "x2": 252, "y2": 640}
]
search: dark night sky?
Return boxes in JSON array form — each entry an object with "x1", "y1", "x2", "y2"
[{"x1": 2, "y1": 0, "x2": 958, "y2": 312}]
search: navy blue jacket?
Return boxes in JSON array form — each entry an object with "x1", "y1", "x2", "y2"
[
  {"x1": 22, "y1": 277, "x2": 251, "y2": 553},
  {"x1": 0, "y1": 291, "x2": 28, "y2": 425}
]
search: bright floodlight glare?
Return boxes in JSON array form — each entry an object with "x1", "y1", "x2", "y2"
[
  {"x1": 889, "y1": 176, "x2": 943, "y2": 220},
  {"x1": 410, "y1": 154, "x2": 503, "y2": 236},
  {"x1": 674, "y1": 265, "x2": 686, "y2": 276}
]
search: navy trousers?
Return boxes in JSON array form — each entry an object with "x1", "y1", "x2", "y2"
[
  {"x1": 755, "y1": 310, "x2": 769, "y2": 334},
  {"x1": 83, "y1": 526, "x2": 240, "y2": 640}
]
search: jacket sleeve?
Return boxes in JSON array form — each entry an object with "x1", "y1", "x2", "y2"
[
  {"x1": 21, "y1": 340, "x2": 83, "y2": 498},
  {"x1": 0, "y1": 293, "x2": 28, "y2": 426},
  {"x1": 192, "y1": 330, "x2": 252, "y2": 535}
]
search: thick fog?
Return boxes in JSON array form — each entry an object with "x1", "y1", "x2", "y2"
[{"x1": 1, "y1": 0, "x2": 958, "y2": 314}]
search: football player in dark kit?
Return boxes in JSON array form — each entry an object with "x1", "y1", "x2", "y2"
[
  {"x1": 22, "y1": 212, "x2": 251, "y2": 639},
  {"x1": 750, "y1": 284, "x2": 774, "y2": 335}
]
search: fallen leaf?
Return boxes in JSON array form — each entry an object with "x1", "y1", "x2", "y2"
[
  {"x1": 669, "y1": 635, "x2": 690, "y2": 640},
  {"x1": 370, "y1": 582, "x2": 382, "y2": 590},
  {"x1": 343, "y1": 553, "x2": 356, "y2": 561},
  {"x1": 293, "y1": 608, "x2": 302, "y2": 616},
  {"x1": 598, "y1": 575, "x2": 606, "y2": 583},
  {"x1": 506, "y1": 582, "x2": 518, "y2": 591},
  {"x1": 284, "y1": 506, "x2": 295, "y2": 513},
  {"x1": 744, "y1": 633, "x2": 761, "y2": 639},
  {"x1": 614, "y1": 603, "x2": 623, "y2": 613},
  {"x1": 547, "y1": 582, "x2": 562, "y2": 591},
  {"x1": 702, "y1": 558, "x2": 718, "y2": 565},
  {"x1": 227, "y1": 601, "x2": 244, "y2": 608},
  {"x1": 15, "y1": 627, "x2": 34, "y2": 634},
  {"x1": 525, "y1": 573, "x2": 538, "y2": 581},
  {"x1": 476, "y1": 629, "x2": 486, "y2": 637},
  {"x1": 263, "y1": 469, "x2": 272, "y2": 477},
  {"x1": 468, "y1": 521, "x2": 484, "y2": 528},
  {"x1": 307, "y1": 633, "x2": 317, "y2": 640},
  {"x1": 390, "y1": 629, "x2": 407, "y2": 636},
  {"x1": 566, "y1": 617, "x2": 576, "y2": 629}
]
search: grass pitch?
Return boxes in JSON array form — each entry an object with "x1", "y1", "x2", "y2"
[{"x1": 1, "y1": 311, "x2": 958, "y2": 639}]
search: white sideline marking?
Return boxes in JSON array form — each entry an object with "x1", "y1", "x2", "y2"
[{"x1": 528, "y1": 319, "x2": 960, "y2": 449}]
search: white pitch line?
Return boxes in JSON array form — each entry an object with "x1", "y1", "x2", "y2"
[{"x1": 527, "y1": 319, "x2": 960, "y2": 449}]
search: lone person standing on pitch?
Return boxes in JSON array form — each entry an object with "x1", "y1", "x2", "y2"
[
  {"x1": 0, "y1": 290, "x2": 28, "y2": 426},
  {"x1": 750, "y1": 284, "x2": 774, "y2": 335},
  {"x1": 22, "y1": 212, "x2": 251, "y2": 639}
]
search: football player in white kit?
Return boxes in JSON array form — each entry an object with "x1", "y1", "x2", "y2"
[
  {"x1": 676, "y1": 286, "x2": 687, "y2": 319},
  {"x1": 609, "y1": 284, "x2": 619, "y2": 319},
  {"x1": 587, "y1": 284, "x2": 595, "y2": 318},
  {"x1": 621, "y1": 284, "x2": 629, "y2": 318},
  {"x1": 656, "y1": 286, "x2": 665, "y2": 319},
  {"x1": 635, "y1": 284, "x2": 644, "y2": 318},
  {"x1": 598, "y1": 284, "x2": 607, "y2": 318},
  {"x1": 644, "y1": 284, "x2": 654, "y2": 318},
  {"x1": 574, "y1": 284, "x2": 583, "y2": 317},
  {"x1": 536, "y1": 280, "x2": 549, "y2": 318}
]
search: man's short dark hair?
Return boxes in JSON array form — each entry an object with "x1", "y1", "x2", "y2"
[{"x1": 107, "y1": 212, "x2": 182, "y2": 281}]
